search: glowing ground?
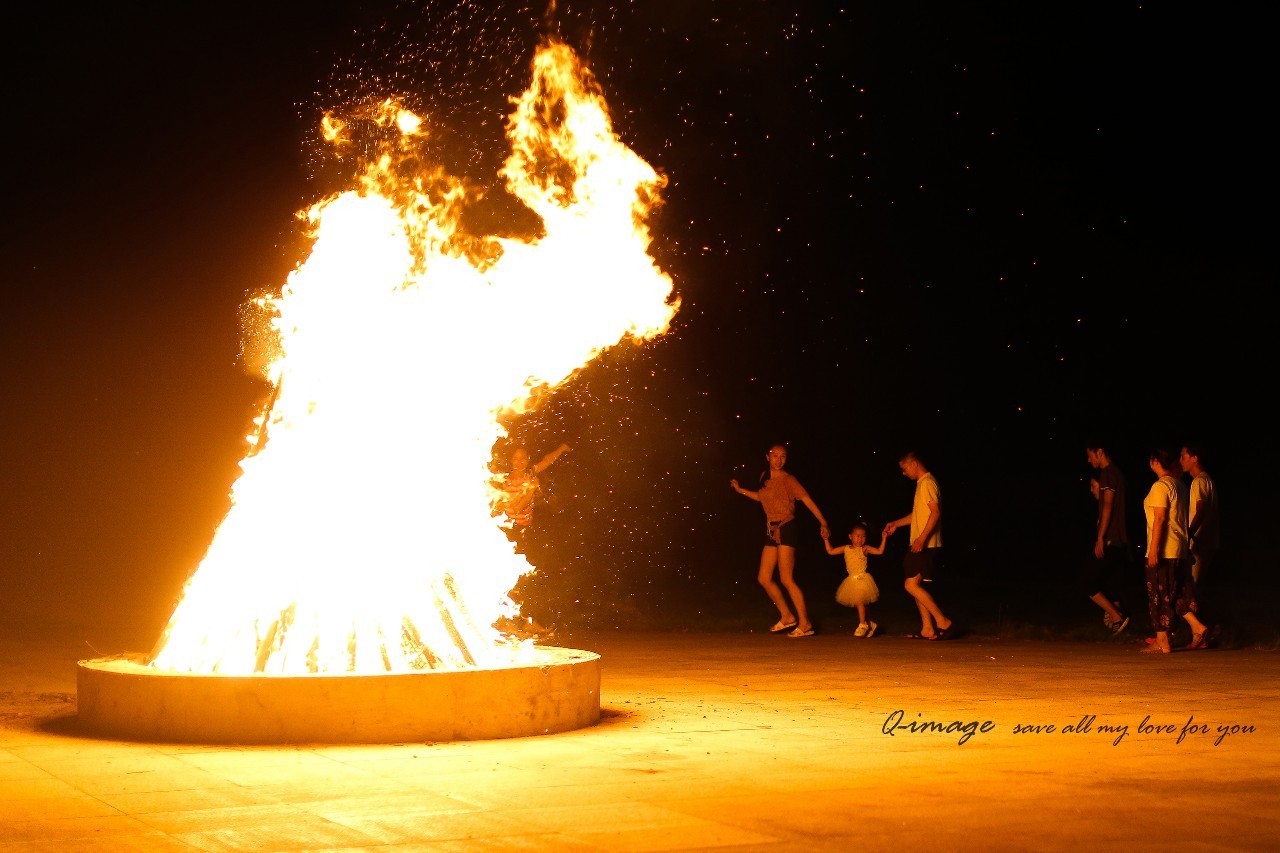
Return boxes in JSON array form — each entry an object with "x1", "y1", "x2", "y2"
[{"x1": 2, "y1": 627, "x2": 1278, "y2": 849}]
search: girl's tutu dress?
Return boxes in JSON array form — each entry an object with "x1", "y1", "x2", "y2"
[{"x1": 836, "y1": 547, "x2": 880, "y2": 606}]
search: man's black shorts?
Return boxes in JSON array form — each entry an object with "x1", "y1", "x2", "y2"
[{"x1": 903, "y1": 548, "x2": 941, "y2": 580}]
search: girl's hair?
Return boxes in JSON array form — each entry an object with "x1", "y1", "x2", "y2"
[{"x1": 850, "y1": 522, "x2": 869, "y2": 535}]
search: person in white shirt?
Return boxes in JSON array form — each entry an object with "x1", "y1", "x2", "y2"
[
  {"x1": 884, "y1": 450, "x2": 954, "y2": 641},
  {"x1": 1179, "y1": 443, "x2": 1220, "y2": 584},
  {"x1": 1141, "y1": 448, "x2": 1209, "y2": 654},
  {"x1": 1179, "y1": 442, "x2": 1220, "y2": 648}
]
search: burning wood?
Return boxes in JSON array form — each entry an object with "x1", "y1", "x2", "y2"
[{"x1": 147, "y1": 40, "x2": 677, "y2": 674}]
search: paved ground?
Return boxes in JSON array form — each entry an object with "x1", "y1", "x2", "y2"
[{"x1": 2, "y1": 624, "x2": 1278, "y2": 851}]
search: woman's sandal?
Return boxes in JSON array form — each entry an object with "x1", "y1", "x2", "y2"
[
  {"x1": 770, "y1": 620, "x2": 799, "y2": 633},
  {"x1": 787, "y1": 625, "x2": 815, "y2": 638},
  {"x1": 1139, "y1": 643, "x2": 1171, "y2": 654},
  {"x1": 1187, "y1": 632, "x2": 1208, "y2": 651}
]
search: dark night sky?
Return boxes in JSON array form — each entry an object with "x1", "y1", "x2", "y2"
[{"x1": 1, "y1": 2, "x2": 1270, "y2": 635}]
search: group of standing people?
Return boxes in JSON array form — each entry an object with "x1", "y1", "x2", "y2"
[
  {"x1": 730, "y1": 445, "x2": 953, "y2": 640},
  {"x1": 729, "y1": 439, "x2": 1222, "y2": 649},
  {"x1": 1082, "y1": 441, "x2": 1220, "y2": 654},
  {"x1": 496, "y1": 436, "x2": 1222, "y2": 652}
]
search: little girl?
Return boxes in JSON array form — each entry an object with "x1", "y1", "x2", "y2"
[{"x1": 823, "y1": 522, "x2": 886, "y2": 637}]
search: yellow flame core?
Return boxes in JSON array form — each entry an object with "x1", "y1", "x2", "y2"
[{"x1": 149, "y1": 40, "x2": 678, "y2": 674}]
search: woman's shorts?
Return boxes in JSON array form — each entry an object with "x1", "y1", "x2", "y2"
[{"x1": 765, "y1": 519, "x2": 799, "y2": 548}]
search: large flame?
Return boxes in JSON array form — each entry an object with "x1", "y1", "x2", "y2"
[{"x1": 149, "y1": 40, "x2": 677, "y2": 674}]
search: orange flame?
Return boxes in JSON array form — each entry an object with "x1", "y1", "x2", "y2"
[{"x1": 149, "y1": 40, "x2": 677, "y2": 674}]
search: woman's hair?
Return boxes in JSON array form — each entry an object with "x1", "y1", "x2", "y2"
[
  {"x1": 1148, "y1": 447, "x2": 1177, "y2": 469},
  {"x1": 759, "y1": 442, "x2": 787, "y2": 486}
]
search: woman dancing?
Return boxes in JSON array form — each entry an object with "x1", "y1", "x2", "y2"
[{"x1": 731, "y1": 444, "x2": 831, "y2": 637}]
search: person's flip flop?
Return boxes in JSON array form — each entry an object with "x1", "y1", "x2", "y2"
[
  {"x1": 787, "y1": 626, "x2": 815, "y2": 638},
  {"x1": 930, "y1": 626, "x2": 953, "y2": 641},
  {"x1": 903, "y1": 632, "x2": 937, "y2": 640},
  {"x1": 770, "y1": 620, "x2": 799, "y2": 633}
]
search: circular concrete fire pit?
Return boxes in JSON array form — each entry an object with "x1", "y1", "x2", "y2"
[{"x1": 77, "y1": 647, "x2": 600, "y2": 744}]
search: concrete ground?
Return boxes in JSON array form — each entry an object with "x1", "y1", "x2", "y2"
[{"x1": 2, "y1": 625, "x2": 1278, "y2": 851}]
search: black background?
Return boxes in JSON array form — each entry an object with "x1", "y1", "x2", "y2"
[{"x1": 1, "y1": 2, "x2": 1269, "y2": 638}]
